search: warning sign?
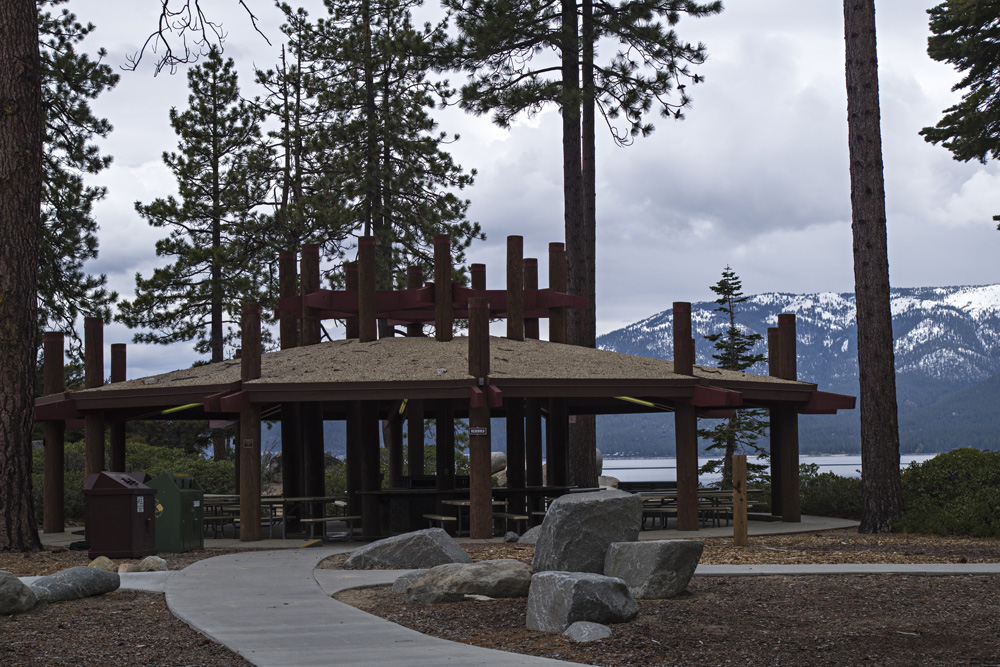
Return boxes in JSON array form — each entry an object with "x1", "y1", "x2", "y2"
[{"x1": 469, "y1": 426, "x2": 488, "y2": 436}]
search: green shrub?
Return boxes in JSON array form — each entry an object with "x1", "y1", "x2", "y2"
[
  {"x1": 897, "y1": 448, "x2": 1000, "y2": 537},
  {"x1": 798, "y1": 463, "x2": 863, "y2": 519}
]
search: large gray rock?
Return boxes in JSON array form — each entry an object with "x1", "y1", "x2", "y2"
[
  {"x1": 391, "y1": 569, "x2": 428, "y2": 594},
  {"x1": 491, "y1": 452, "x2": 508, "y2": 474},
  {"x1": 563, "y1": 621, "x2": 611, "y2": 643},
  {"x1": 518, "y1": 525, "x2": 542, "y2": 544},
  {"x1": 595, "y1": 449, "x2": 603, "y2": 476},
  {"x1": 29, "y1": 566, "x2": 120, "y2": 603},
  {"x1": 604, "y1": 540, "x2": 704, "y2": 599},
  {"x1": 343, "y1": 528, "x2": 471, "y2": 569},
  {"x1": 598, "y1": 475, "x2": 619, "y2": 489},
  {"x1": 526, "y1": 571, "x2": 638, "y2": 633},
  {"x1": 531, "y1": 490, "x2": 642, "y2": 573},
  {"x1": 406, "y1": 559, "x2": 534, "y2": 604},
  {"x1": 0, "y1": 571, "x2": 36, "y2": 614}
]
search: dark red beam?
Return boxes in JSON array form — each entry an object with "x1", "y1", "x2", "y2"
[{"x1": 799, "y1": 391, "x2": 857, "y2": 414}]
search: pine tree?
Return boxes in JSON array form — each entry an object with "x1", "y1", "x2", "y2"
[
  {"x1": 37, "y1": 0, "x2": 119, "y2": 358},
  {"x1": 697, "y1": 267, "x2": 768, "y2": 489},
  {"x1": 920, "y1": 1, "x2": 1000, "y2": 230},
  {"x1": 117, "y1": 46, "x2": 272, "y2": 363},
  {"x1": 446, "y1": 0, "x2": 720, "y2": 484},
  {"x1": 844, "y1": 0, "x2": 902, "y2": 533}
]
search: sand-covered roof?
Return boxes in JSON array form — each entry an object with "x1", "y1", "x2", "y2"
[{"x1": 77, "y1": 336, "x2": 812, "y2": 391}]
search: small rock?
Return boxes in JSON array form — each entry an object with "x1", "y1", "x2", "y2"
[
  {"x1": 88, "y1": 556, "x2": 117, "y2": 572},
  {"x1": 491, "y1": 452, "x2": 508, "y2": 474},
  {"x1": 503, "y1": 531, "x2": 519, "y2": 543},
  {"x1": 563, "y1": 621, "x2": 612, "y2": 643},
  {"x1": 0, "y1": 571, "x2": 36, "y2": 615},
  {"x1": 518, "y1": 526, "x2": 542, "y2": 544},
  {"x1": 391, "y1": 569, "x2": 428, "y2": 594},
  {"x1": 598, "y1": 475, "x2": 620, "y2": 489},
  {"x1": 604, "y1": 540, "x2": 704, "y2": 599},
  {"x1": 133, "y1": 556, "x2": 169, "y2": 572},
  {"x1": 118, "y1": 563, "x2": 133, "y2": 573}
]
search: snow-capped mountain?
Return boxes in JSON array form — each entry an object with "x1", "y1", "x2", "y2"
[{"x1": 595, "y1": 285, "x2": 1000, "y2": 455}]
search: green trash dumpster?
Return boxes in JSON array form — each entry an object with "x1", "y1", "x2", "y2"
[{"x1": 148, "y1": 473, "x2": 204, "y2": 552}]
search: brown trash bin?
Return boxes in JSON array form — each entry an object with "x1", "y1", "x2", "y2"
[{"x1": 83, "y1": 472, "x2": 157, "y2": 559}]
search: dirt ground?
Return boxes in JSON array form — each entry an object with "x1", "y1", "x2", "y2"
[{"x1": 3, "y1": 530, "x2": 1000, "y2": 666}]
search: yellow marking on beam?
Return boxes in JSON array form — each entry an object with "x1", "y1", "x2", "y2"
[
  {"x1": 614, "y1": 396, "x2": 656, "y2": 408},
  {"x1": 161, "y1": 402, "x2": 202, "y2": 415},
  {"x1": 399, "y1": 398, "x2": 408, "y2": 415},
  {"x1": 298, "y1": 539, "x2": 322, "y2": 548}
]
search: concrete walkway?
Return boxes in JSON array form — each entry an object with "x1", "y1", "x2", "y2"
[{"x1": 37, "y1": 516, "x2": 1000, "y2": 667}]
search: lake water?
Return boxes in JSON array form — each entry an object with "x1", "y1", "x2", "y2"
[{"x1": 602, "y1": 454, "x2": 937, "y2": 484}]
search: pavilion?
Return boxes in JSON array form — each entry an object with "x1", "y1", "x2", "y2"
[{"x1": 34, "y1": 235, "x2": 855, "y2": 540}]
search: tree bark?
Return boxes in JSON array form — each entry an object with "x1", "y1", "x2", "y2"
[
  {"x1": 843, "y1": 0, "x2": 902, "y2": 533},
  {"x1": 0, "y1": 0, "x2": 43, "y2": 551}
]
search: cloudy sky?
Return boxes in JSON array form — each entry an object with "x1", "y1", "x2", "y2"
[{"x1": 69, "y1": 0, "x2": 999, "y2": 379}]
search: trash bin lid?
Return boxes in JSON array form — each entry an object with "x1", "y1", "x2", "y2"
[{"x1": 83, "y1": 471, "x2": 153, "y2": 493}]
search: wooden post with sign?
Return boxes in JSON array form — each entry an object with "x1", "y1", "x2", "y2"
[
  {"x1": 733, "y1": 454, "x2": 748, "y2": 547},
  {"x1": 468, "y1": 296, "x2": 493, "y2": 539},
  {"x1": 239, "y1": 303, "x2": 262, "y2": 542},
  {"x1": 672, "y1": 302, "x2": 698, "y2": 531}
]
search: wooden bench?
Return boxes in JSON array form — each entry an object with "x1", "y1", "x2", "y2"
[
  {"x1": 493, "y1": 511, "x2": 530, "y2": 534},
  {"x1": 203, "y1": 512, "x2": 239, "y2": 538},
  {"x1": 423, "y1": 514, "x2": 458, "y2": 530},
  {"x1": 642, "y1": 507, "x2": 677, "y2": 530},
  {"x1": 299, "y1": 515, "x2": 361, "y2": 542}
]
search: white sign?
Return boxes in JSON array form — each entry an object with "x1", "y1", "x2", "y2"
[{"x1": 137, "y1": 496, "x2": 144, "y2": 513}]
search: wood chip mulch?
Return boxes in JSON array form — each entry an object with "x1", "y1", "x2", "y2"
[{"x1": 4, "y1": 529, "x2": 1000, "y2": 666}]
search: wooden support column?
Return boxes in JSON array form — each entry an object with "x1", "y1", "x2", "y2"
[
  {"x1": 358, "y1": 237, "x2": 377, "y2": 342},
  {"x1": 733, "y1": 454, "x2": 748, "y2": 547},
  {"x1": 777, "y1": 313, "x2": 801, "y2": 522},
  {"x1": 548, "y1": 243, "x2": 567, "y2": 344},
  {"x1": 435, "y1": 399, "x2": 456, "y2": 521},
  {"x1": 301, "y1": 244, "x2": 321, "y2": 345},
  {"x1": 279, "y1": 251, "x2": 303, "y2": 532},
  {"x1": 388, "y1": 401, "x2": 404, "y2": 488},
  {"x1": 84, "y1": 317, "x2": 105, "y2": 480},
  {"x1": 523, "y1": 258, "x2": 540, "y2": 340},
  {"x1": 524, "y1": 398, "x2": 544, "y2": 519},
  {"x1": 108, "y1": 343, "x2": 126, "y2": 472},
  {"x1": 42, "y1": 332, "x2": 65, "y2": 534},
  {"x1": 468, "y1": 297, "x2": 492, "y2": 538},
  {"x1": 360, "y1": 401, "x2": 382, "y2": 539},
  {"x1": 546, "y1": 399, "x2": 568, "y2": 486},
  {"x1": 672, "y1": 302, "x2": 698, "y2": 530},
  {"x1": 434, "y1": 235, "x2": 453, "y2": 341},
  {"x1": 345, "y1": 262, "x2": 359, "y2": 339},
  {"x1": 346, "y1": 401, "x2": 362, "y2": 517},
  {"x1": 471, "y1": 263, "x2": 485, "y2": 291},
  {"x1": 507, "y1": 236, "x2": 524, "y2": 340},
  {"x1": 406, "y1": 266, "x2": 424, "y2": 337},
  {"x1": 505, "y1": 398, "x2": 526, "y2": 516},
  {"x1": 767, "y1": 327, "x2": 783, "y2": 517},
  {"x1": 407, "y1": 399, "x2": 425, "y2": 475},
  {"x1": 239, "y1": 304, "x2": 262, "y2": 542}
]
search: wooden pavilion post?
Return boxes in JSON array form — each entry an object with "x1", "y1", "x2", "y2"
[
  {"x1": 387, "y1": 401, "x2": 404, "y2": 488},
  {"x1": 523, "y1": 258, "x2": 540, "y2": 340},
  {"x1": 279, "y1": 251, "x2": 303, "y2": 533},
  {"x1": 507, "y1": 236, "x2": 524, "y2": 340},
  {"x1": 548, "y1": 243, "x2": 567, "y2": 344},
  {"x1": 239, "y1": 303, "x2": 263, "y2": 542},
  {"x1": 468, "y1": 296, "x2": 493, "y2": 539},
  {"x1": 360, "y1": 400, "x2": 382, "y2": 539},
  {"x1": 300, "y1": 244, "x2": 326, "y2": 533},
  {"x1": 523, "y1": 257, "x2": 543, "y2": 519},
  {"x1": 767, "y1": 326, "x2": 783, "y2": 517},
  {"x1": 777, "y1": 313, "x2": 801, "y2": 522},
  {"x1": 471, "y1": 263, "x2": 485, "y2": 291},
  {"x1": 345, "y1": 262, "x2": 359, "y2": 340},
  {"x1": 406, "y1": 266, "x2": 426, "y2": 476},
  {"x1": 672, "y1": 302, "x2": 699, "y2": 531},
  {"x1": 358, "y1": 237, "x2": 377, "y2": 342},
  {"x1": 406, "y1": 266, "x2": 424, "y2": 338},
  {"x1": 108, "y1": 343, "x2": 127, "y2": 472},
  {"x1": 434, "y1": 235, "x2": 453, "y2": 341},
  {"x1": 42, "y1": 332, "x2": 65, "y2": 534},
  {"x1": 504, "y1": 238, "x2": 527, "y2": 519},
  {"x1": 546, "y1": 399, "x2": 569, "y2": 486},
  {"x1": 346, "y1": 401, "x2": 362, "y2": 518},
  {"x1": 435, "y1": 399, "x2": 456, "y2": 525},
  {"x1": 83, "y1": 317, "x2": 105, "y2": 480},
  {"x1": 733, "y1": 454, "x2": 748, "y2": 547}
]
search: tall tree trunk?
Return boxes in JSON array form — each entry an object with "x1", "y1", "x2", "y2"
[
  {"x1": 567, "y1": 0, "x2": 598, "y2": 488},
  {"x1": 843, "y1": 0, "x2": 901, "y2": 533},
  {"x1": 0, "y1": 0, "x2": 44, "y2": 551}
]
